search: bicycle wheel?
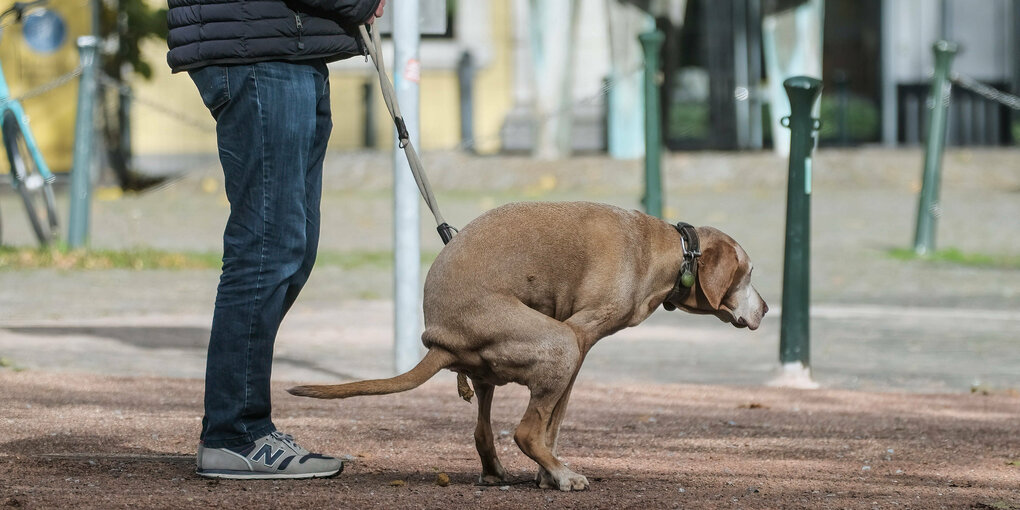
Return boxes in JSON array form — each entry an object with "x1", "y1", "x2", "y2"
[{"x1": 3, "y1": 111, "x2": 58, "y2": 246}]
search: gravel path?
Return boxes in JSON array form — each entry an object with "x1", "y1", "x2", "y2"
[
  {"x1": 1, "y1": 148, "x2": 1018, "y2": 508},
  {"x1": 2, "y1": 372, "x2": 1018, "y2": 509}
]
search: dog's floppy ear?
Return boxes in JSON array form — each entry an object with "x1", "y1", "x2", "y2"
[{"x1": 696, "y1": 240, "x2": 738, "y2": 310}]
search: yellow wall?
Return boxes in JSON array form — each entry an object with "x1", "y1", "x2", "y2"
[
  {"x1": 132, "y1": 41, "x2": 218, "y2": 155},
  {"x1": 470, "y1": 0, "x2": 514, "y2": 155},
  {"x1": 9, "y1": 0, "x2": 516, "y2": 169},
  {"x1": 325, "y1": 71, "x2": 461, "y2": 151},
  {"x1": 134, "y1": 0, "x2": 514, "y2": 157},
  {"x1": 0, "y1": 0, "x2": 91, "y2": 173}
]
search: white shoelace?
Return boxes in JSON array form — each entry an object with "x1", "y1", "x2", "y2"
[{"x1": 270, "y1": 431, "x2": 308, "y2": 455}]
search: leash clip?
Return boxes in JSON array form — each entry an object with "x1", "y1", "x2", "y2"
[
  {"x1": 680, "y1": 234, "x2": 700, "y2": 260},
  {"x1": 394, "y1": 116, "x2": 411, "y2": 148}
]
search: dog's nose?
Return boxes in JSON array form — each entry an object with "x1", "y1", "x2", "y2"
[{"x1": 763, "y1": 302, "x2": 769, "y2": 314}]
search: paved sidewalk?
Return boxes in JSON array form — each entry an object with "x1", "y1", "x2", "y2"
[{"x1": 1, "y1": 148, "x2": 1018, "y2": 393}]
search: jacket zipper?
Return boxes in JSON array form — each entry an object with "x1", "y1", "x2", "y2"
[{"x1": 294, "y1": 13, "x2": 305, "y2": 50}]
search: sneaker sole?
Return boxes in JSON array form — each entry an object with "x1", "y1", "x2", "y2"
[{"x1": 196, "y1": 464, "x2": 343, "y2": 480}]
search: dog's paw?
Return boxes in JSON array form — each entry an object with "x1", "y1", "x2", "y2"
[
  {"x1": 477, "y1": 463, "x2": 509, "y2": 485},
  {"x1": 537, "y1": 467, "x2": 589, "y2": 491},
  {"x1": 478, "y1": 473, "x2": 509, "y2": 485}
]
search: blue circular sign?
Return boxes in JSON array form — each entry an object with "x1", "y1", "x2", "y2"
[{"x1": 22, "y1": 9, "x2": 67, "y2": 54}]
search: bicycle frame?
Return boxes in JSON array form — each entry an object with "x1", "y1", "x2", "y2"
[{"x1": 0, "y1": 55, "x2": 55, "y2": 185}]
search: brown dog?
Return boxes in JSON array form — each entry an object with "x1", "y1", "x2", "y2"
[{"x1": 290, "y1": 201, "x2": 768, "y2": 491}]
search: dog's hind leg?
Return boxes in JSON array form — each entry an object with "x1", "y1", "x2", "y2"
[
  {"x1": 455, "y1": 299, "x2": 589, "y2": 490},
  {"x1": 471, "y1": 379, "x2": 509, "y2": 484}
]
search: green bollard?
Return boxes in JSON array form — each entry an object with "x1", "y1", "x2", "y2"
[
  {"x1": 639, "y1": 29, "x2": 664, "y2": 219},
  {"x1": 913, "y1": 41, "x2": 958, "y2": 256},
  {"x1": 777, "y1": 76, "x2": 822, "y2": 388},
  {"x1": 68, "y1": 36, "x2": 100, "y2": 249}
]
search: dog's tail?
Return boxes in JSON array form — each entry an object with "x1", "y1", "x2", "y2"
[{"x1": 287, "y1": 348, "x2": 454, "y2": 399}]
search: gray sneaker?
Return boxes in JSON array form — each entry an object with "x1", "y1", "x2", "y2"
[{"x1": 196, "y1": 431, "x2": 343, "y2": 479}]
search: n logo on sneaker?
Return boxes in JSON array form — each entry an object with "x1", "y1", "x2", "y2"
[{"x1": 251, "y1": 444, "x2": 286, "y2": 466}]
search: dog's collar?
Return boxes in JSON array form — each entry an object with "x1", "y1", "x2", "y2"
[{"x1": 662, "y1": 222, "x2": 701, "y2": 311}]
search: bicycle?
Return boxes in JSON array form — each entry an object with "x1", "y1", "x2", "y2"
[{"x1": 0, "y1": 0, "x2": 61, "y2": 246}]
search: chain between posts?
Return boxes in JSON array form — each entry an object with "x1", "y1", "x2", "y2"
[
  {"x1": 6, "y1": 66, "x2": 216, "y2": 134},
  {"x1": 96, "y1": 62, "x2": 640, "y2": 149},
  {"x1": 19, "y1": 63, "x2": 643, "y2": 147},
  {"x1": 11, "y1": 66, "x2": 82, "y2": 102},
  {"x1": 24, "y1": 66, "x2": 1011, "y2": 155},
  {"x1": 949, "y1": 72, "x2": 1020, "y2": 110}
]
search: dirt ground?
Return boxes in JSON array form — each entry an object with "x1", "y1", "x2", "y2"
[{"x1": 1, "y1": 371, "x2": 1018, "y2": 509}]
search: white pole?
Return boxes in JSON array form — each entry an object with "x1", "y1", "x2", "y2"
[
  {"x1": 606, "y1": 1, "x2": 652, "y2": 159},
  {"x1": 529, "y1": 0, "x2": 578, "y2": 159},
  {"x1": 393, "y1": 2, "x2": 422, "y2": 374}
]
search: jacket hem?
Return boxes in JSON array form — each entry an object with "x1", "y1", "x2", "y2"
[{"x1": 170, "y1": 53, "x2": 355, "y2": 74}]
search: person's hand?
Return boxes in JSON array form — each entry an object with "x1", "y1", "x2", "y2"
[{"x1": 365, "y1": 0, "x2": 385, "y2": 24}]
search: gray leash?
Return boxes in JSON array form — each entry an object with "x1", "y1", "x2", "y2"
[{"x1": 359, "y1": 24, "x2": 456, "y2": 244}]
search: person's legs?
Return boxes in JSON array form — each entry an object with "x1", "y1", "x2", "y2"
[
  {"x1": 282, "y1": 60, "x2": 331, "y2": 317},
  {"x1": 189, "y1": 60, "x2": 331, "y2": 449}
]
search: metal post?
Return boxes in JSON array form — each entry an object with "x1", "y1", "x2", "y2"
[
  {"x1": 704, "y1": 0, "x2": 737, "y2": 150},
  {"x1": 747, "y1": 0, "x2": 764, "y2": 149},
  {"x1": 456, "y1": 51, "x2": 475, "y2": 152},
  {"x1": 393, "y1": 2, "x2": 422, "y2": 374},
  {"x1": 1013, "y1": 0, "x2": 1020, "y2": 141},
  {"x1": 835, "y1": 69, "x2": 850, "y2": 146},
  {"x1": 913, "y1": 41, "x2": 957, "y2": 256},
  {"x1": 119, "y1": 84, "x2": 132, "y2": 167},
  {"x1": 733, "y1": 0, "x2": 750, "y2": 149},
  {"x1": 606, "y1": 3, "x2": 651, "y2": 159},
  {"x1": 639, "y1": 29, "x2": 664, "y2": 219},
  {"x1": 776, "y1": 76, "x2": 822, "y2": 389},
  {"x1": 362, "y1": 80, "x2": 376, "y2": 148},
  {"x1": 880, "y1": 0, "x2": 897, "y2": 146},
  {"x1": 68, "y1": 36, "x2": 100, "y2": 249}
]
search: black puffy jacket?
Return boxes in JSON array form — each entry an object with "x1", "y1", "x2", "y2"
[{"x1": 167, "y1": 0, "x2": 380, "y2": 72}]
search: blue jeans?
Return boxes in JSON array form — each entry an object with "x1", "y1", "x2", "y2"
[{"x1": 189, "y1": 60, "x2": 332, "y2": 448}]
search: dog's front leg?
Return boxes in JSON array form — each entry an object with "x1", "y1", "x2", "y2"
[
  {"x1": 516, "y1": 395, "x2": 589, "y2": 491},
  {"x1": 545, "y1": 369, "x2": 582, "y2": 455},
  {"x1": 471, "y1": 379, "x2": 509, "y2": 484},
  {"x1": 533, "y1": 368, "x2": 581, "y2": 489},
  {"x1": 516, "y1": 371, "x2": 589, "y2": 491}
]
